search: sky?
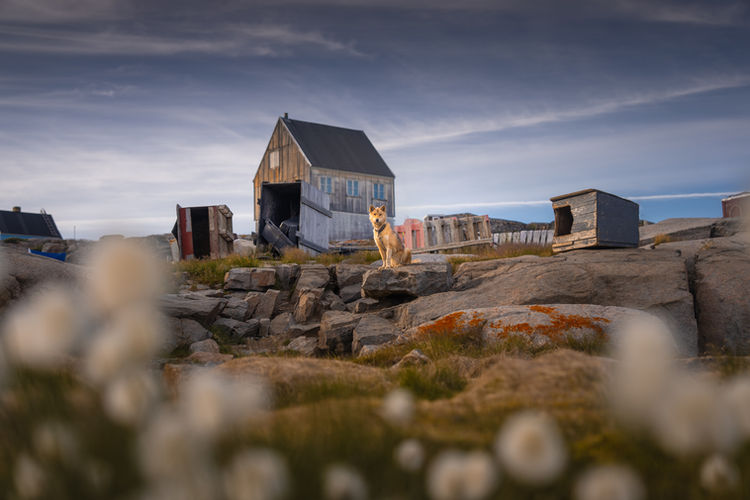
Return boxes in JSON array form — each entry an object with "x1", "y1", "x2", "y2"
[{"x1": 1, "y1": 0, "x2": 749, "y2": 240}]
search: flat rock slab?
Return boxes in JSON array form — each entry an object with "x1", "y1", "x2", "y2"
[
  {"x1": 352, "y1": 314, "x2": 400, "y2": 355},
  {"x1": 159, "y1": 293, "x2": 227, "y2": 327},
  {"x1": 252, "y1": 289, "x2": 280, "y2": 319},
  {"x1": 335, "y1": 264, "x2": 371, "y2": 288},
  {"x1": 220, "y1": 298, "x2": 252, "y2": 321},
  {"x1": 318, "y1": 310, "x2": 361, "y2": 354},
  {"x1": 404, "y1": 304, "x2": 663, "y2": 350},
  {"x1": 213, "y1": 317, "x2": 260, "y2": 341},
  {"x1": 639, "y1": 217, "x2": 721, "y2": 246},
  {"x1": 694, "y1": 236, "x2": 750, "y2": 354},
  {"x1": 295, "y1": 264, "x2": 331, "y2": 290},
  {"x1": 400, "y1": 248, "x2": 698, "y2": 356},
  {"x1": 361, "y1": 263, "x2": 452, "y2": 299},
  {"x1": 224, "y1": 267, "x2": 276, "y2": 291},
  {"x1": 284, "y1": 336, "x2": 319, "y2": 356}
]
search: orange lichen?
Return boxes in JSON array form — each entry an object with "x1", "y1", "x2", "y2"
[
  {"x1": 488, "y1": 305, "x2": 611, "y2": 345},
  {"x1": 416, "y1": 310, "x2": 487, "y2": 340}
]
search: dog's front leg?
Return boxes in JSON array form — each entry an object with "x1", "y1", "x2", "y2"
[
  {"x1": 385, "y1": 247, "x2": 393, "y2": 269},
  {"x1": 375, "y1": 238, "x2": 387, "y2": 270}
]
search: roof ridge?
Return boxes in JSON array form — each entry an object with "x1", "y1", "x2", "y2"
[{"x1": 282, "y1": 116, "x2": 365, "y2": 134}]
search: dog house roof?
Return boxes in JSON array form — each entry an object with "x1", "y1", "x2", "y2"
[
  {"x1": 549, "y1": 188, "x2": 636, "y2": 204},
  {"x1": 281, "y1": 117, "x2": 395, "y2": 178}
]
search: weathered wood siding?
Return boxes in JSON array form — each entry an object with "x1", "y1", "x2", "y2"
[
  {"x1": 595, "y1": 191, "x2": 639, "y2": 247},
  {"x1": 253, "y1": 119, "x2": 311, "y2": 220},
  {"x1": 311, "y1": 167, "x2": 395, "y2": 218}
]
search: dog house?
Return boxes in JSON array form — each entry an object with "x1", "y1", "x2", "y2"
[
  {"x1": 173, "y1": 204, "x2": 234, "y2": 260},
  {"x1": 257, "y1": 181, "x2": 331, "y2": 255},
  {"x1": 550, "y1": 189, "x2": 639, "y2": 253}
]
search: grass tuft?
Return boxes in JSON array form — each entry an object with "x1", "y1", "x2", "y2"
[
  {"x1": 447, "y1": 243, "x2": 553, "y2": 272},
  {"x1": 175, "y1": 255, "x2": 260, "y2": 287},
  {"x1": 396, "y1": 363, "x2": 467, "y2": 400},
  {"x1": 652, "y1": 233, "x2": 672, "y2": 246}
]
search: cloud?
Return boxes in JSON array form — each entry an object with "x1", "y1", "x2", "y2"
[
  {"x1": 0, "y1": 0, "x2": 127, "y2": 23},
  {"x1": 372, "y1": 76, "x2": 750, "y2": 150},
  {"x1": 0, "y1": 23, "x2": 364, "y2": 57}
]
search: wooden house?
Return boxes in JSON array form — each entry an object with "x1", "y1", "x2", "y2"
[
  {"x1": 172, "y1": 204, "x2": 234, "y2": 260},
  {"x1": 550, "y1": 189, "x2": 639, "y2": 253},
  {"x1": 253, "y1": 114, "x2": 395, "y2": 241},
  {"x1": 0, "y1": 207, "x2": 62, "y2": 240}
]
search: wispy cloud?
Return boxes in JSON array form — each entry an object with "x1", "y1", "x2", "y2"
[
  {"x1": 0, "y1": 0, "x2": 127, "y2": 23},
  {"x1": 0, "y1": 23, "x2": 364, "y2": 57},
  {"x1": 373, "y1": 77, "x2": 750, "y2": 150}
]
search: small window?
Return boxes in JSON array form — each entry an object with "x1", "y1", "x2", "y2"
[
  {"x1": 373, "y1": 183, "x2": 385, "y2": 200},
  {"x1": 346, "y1": 179, "x2": 359, "y2": 196},
  {"x1": 269, "y1": 150, "x2": 279, "y2": 169},
  {"x1": 319, "y1": 176, "x2": 332, "y2": 193}
]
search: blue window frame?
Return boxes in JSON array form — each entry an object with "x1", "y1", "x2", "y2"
[
  {"x1": 346, "y1": 179, "x2": 359, "y2": 196},
  {"x1": 319, "y1": 176, "x2": 332, "y2": 193},
  {"x1": 373, "y1": 183, "x2": 385, "y2": 200}
]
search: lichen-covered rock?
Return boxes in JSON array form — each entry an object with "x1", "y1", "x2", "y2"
[{"x1": 361, "y1": 263, "x2": 452, "y2": 299}]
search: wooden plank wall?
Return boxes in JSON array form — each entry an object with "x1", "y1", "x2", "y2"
[
  {"x1": 494, "y1": 230, "x2": 554, "y2": 246},
  {"x1": 311, "y1": 167, "x2": 395, "y2": 218},
  {"x1": 253, "y1": 119, "x2": 311, "y2": 220}
]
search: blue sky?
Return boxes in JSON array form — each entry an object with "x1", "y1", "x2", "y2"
[{"x1": 1, "y1": 0, "x2": 748, "y2": 239}]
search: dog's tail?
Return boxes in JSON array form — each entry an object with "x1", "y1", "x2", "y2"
[{"x1": 403, "y1": 248, "x2": 412, "y2": 265}]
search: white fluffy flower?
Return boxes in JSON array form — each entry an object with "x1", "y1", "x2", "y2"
[
  {"x1": 103, "y1": 370, "x2": 160, "y2": 425},
  {"x1": 139, "y1": 408, "x2": 205, "y2": 480},
  {"x1": 723, "y1": 375, "x2": 750, "y2": 439},
  {"x1": 426, "y1": 449, "x2": 499, "y2": 500},
  {"x1": 223, "y1": 449, "x2": 289, "y2": 500},
  {"x1": 14, "y1": 453, "x2": 45, "y2": 499},
  {"x1": 87, "y1": 239, "x2": 163, "y2": 315},
  {"x1": 180, "y1": 370, "x2": 269, "y2": 438},
  {"x1": 700, "y1": 454, "x2": 739, "y2": 493},
  {"x1": 381, "y1": 388, "x2": 415, "y2": 426},
  {"x1": 394, "y1": 439, "x2": 425, "y2": 472},
  {"x1": 84, "y1": 306, "x2": 165, "y2": 383},
  {"x1": 495, "y1": 411, "x2": 567, "y2": 485},
  {"x1": 651, "y1": 376, "x2": 738, "y2": 456},
  {"x1": 609, "y1": 316, "x2": 677, "y2": 426},
  {"x1": 32, "y1": 421, "x2": 78, "y2": 462},
  {"x1": 323, "y1": 464, "x2": 368, "y2": 500},
  {"x1": 2, "y1": 288, "x2": 80, "y2": 369},
  {"x1": 573, "y1": 465, "x2": 645, "y2": 500}
]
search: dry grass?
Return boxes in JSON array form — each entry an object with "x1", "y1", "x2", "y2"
[
  {"x1": 175, "y1": 254, "x2": 260, "y2": 286},
  {"x1": 653, "y1": 233, "x2": 673, "y2": 246},
  {"x1": 447, "y1": 243, "x2": 553, "y2": 272},
  {"x1": 280, "y1": 247, "x2": 312, "y2": 264}
]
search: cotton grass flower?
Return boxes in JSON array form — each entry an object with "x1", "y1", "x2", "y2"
[
  {"x1": 14, "y1": 453, "x2": 45, "y2": 499},
  {"x1": 573, "y1": 465, "x2": 645, "y2": 500},
  {"x1": 139, "y1": 408, "x2": 207, "y2": 480},
  {"x1": 223, "y1": 449, "x2": 289, "y2": 500},
  {"x1": 87, "y1": 239, "x2": 163, "y2": 315},
  {"x1": 84, "y1": 305, "x2": 165, "y2": 384},
  {"x1": 2, "y1": 288, "x2": 80, "y2": 370},
  {"x1": 323, "y1": 464, "x2": 368, "y2": 500},
  {"x1": 700, "y1": 454, "x2": 739, "y2": 493},
  {"x1": 426, "y1": 449, "x2": 498, "y2": 500},
  {"x1": 103, "y1": 369, "x2": 160, "y2": 425},
  {"x1": 394, "y1": 438, "x2": 425, "y2": 472},
  {"x1": 32, "y1": 421, "x2": 78, "y2": 462},
  {"x1": 723, "y1": 375, "x2": 750, "y2": 439},
  {"x1": 495, "y1": 411, "x2": 566, "y2": 485},
  {"x1": 381, "y1": 388, "x2": 415, "y2": 426}
]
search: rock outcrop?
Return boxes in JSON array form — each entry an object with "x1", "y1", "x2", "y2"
[{"x1": 361, "y1": 263, "x2": 452, "y2": 299}]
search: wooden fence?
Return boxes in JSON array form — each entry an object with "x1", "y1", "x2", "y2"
[{"x1": 493, "y1": 230, "x2": 554, "y2": 246}]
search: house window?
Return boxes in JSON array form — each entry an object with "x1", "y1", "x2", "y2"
[
  {"x1": 319, "y1": 176, "x2": 332, "y2": 193},
  {"x1": 373, "y1": 183, "x2": 385, "y2": 200},
  {"x1": 346, "y1": 179, "x2": 359, "y2": 196},
  {"x1": 270, "y1": 150, "x2": 279, "y2": 169}
]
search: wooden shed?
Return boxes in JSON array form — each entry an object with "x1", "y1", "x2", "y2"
[
  {"x1": 253, "y1": 114, "x2": 395, "y2": 241},
  {"x1": 722, "y1": 192, "x2": 750, "y2": 218},
  {"x1": 173, "y1": 204, "x2": 234, "y2": 260},
  {"x1": 257, "y1": 181, "x2": 331, "y2": 255},
  {"x1": 550, "y1": 189, "x2": 639, "y2": 253}
]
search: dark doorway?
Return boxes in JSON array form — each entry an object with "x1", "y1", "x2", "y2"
[
  {"x1": 554, "y1": 206, "x2": 573, "y2": 236},
  {"x1": 190, "y1": 207, "x2": 210, "y2": 258}
]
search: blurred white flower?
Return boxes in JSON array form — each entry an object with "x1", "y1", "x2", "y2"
[
  {"x1": 495, "y1": 411, "x2": 567, "y2": 485},
  {"x1": 84, "y1": 306, "x2": 165, "y2": 383},
  {"x1": 394, "y1": 439, "x2": 425, "y2": 472},
  {"x1": 609, "y1": 316, "x2": 676, "y2": 426},
  {"x1": 103, "y1": 369, "x2": 160, "y2": 425},
  {"x1": 324, "y1": 464, "x2": 368, "y2": 500},
  {"x1": 381, "y1": 388, "x2": 415, "y2": 426},
  {"x1": 223, "y1": 449, "x2": 289, "y2": 500},
  {"x1": 2, "y1": 288, "x2": 80, "y2": 370},
  {"x1": 14, "y1": 453, "x2": 45, "y2": 499},
  {"x1": 573, "y1": 464, "x2": 645, "y2": 500},
  {"x1": 180, "y1": 370, "x2": 269, "y2": 438},
  {"x1": 700, "y1": 454, "x2": 739, "y2": 493},
  {"x1": 651, "y1": 376, "x2": 738, "y2": 456},
  {"x1": 87, "y1": 239, "x2": 163, "y2": 315},
  {"x1": 724, "y1": 375, "x2": 750, "y2": 439},
  {"x1": 139, "y1": 408, "x2": 204, "y2": 480},
  {"x1": 426, "y1": 449, "x2": 498, "y2": 500},
  {"x1": 32, "y1": 421, "x2": 78, "y2": 461}
]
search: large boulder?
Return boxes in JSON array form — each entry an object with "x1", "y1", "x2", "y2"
[
  {"x1": 220, "y1": 297, "x2": 252, "y2": 321},
  {"x1": 694, "y1": 237, "x2": 750, "y2": 354},
  {"x1": 252, "y1": 289, "x2": 280, "y2": 319},
  {"x1": 273, "y1": 264, "x2": 301, "y2": 290},
  {"x1": 403, "y1": 305, "x2": 661, "y2": 350},
  {"x1": 335, "y1": 264, "x2": 370, "y2": 302},
  {"x1": 639, "y1": 218, "x2": 731, "y2": 246},
  {"x1": 224, "y1": 267, "x2": 276, "y2": 291},
  {"x1": 361, "y1": 263, "x2": 452, "y2": 299},
  {"x1": 352, "y1": 315, "x2": 400, "y2": 355},
  {"x1": 158, "y1": 293, "x2": 227, "y2": 327},
  {"x1": 396, "y1": 248, "x2": 699, "y2": 356},
  {"x1": 318, "y1": 310, "x2": 361, "y2": 354},
  {"x1": 295, "y1": 264, "x2": 331, "y2": 291},
  {"x1": 270, "y1": 312, "x2": 295, "y2": 337},
  {"x1": 164, "y1": 318, "x2": 211, "y2": 352},
  {"x1": 284, "y1": 336, "x2": 319, "y2": 356},
  {"x1": 213, "y1": 317, "x2": 260, "y2": 341},
  {"x1": 294, "y1": 288, "x2": 324, "y2": 323}
]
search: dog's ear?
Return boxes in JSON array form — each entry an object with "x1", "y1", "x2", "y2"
[
  {"x1": 379, "y1": 205, "x2": 386, "y2": 212},
  {"x1": 369, "y1": 205, "x2": 375, "y2": 213}
]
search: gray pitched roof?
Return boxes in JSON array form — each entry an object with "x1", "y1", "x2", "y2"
[
  {"x1": 0, "y1": 210, "x2": 62, "y2": 238},
  {"x1": 282, "y1": 117, "x2": 394, "y2": 178}
]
